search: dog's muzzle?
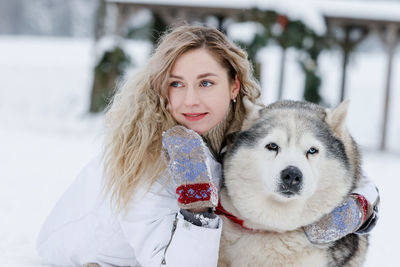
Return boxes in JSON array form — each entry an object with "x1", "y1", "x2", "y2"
[{"x1": 279, "y1": 165, "x2": 303, "y2": 196}]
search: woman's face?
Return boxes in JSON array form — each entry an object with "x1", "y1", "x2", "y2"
[{"x1": 167, "y1": 48, "x2": 240, "y2": 134}]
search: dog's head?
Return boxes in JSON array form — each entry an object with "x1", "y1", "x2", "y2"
[{"x1": 223, "y1": 99, "x2": 360, "y2": 231}]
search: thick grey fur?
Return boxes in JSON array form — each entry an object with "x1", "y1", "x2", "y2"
[{"x1": 221, "y1": 100, "x2": 367, "y2": 267}]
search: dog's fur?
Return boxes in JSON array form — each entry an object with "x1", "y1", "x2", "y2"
[{"x1": 218, "y1": 100, "x2": 368, "y2": 267}]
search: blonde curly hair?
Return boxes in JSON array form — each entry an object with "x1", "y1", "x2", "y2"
[{"x1": 104, "y1": 25, "x2": 261, "y2": 211}]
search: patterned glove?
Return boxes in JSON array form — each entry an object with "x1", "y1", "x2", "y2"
[
  {"x1": 303, "y1": 194, "x2": 369, "y2": 245},
  {"x1": 162, "y1": 125, "x2": 218, "y2": 210}
]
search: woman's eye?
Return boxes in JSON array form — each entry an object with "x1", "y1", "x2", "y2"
[
  {"x1": 306, "y1": 147, "x2": 319, "y2": 156},
  {"x1": 265, "y1": 143, "x2": 279, "y2": 152},
  {"x1": 170, "y1": 81, "x2": 183, "y2": 88},
  {"x1": 200, "y1": 80, "x2": 213, "y2": 87}
]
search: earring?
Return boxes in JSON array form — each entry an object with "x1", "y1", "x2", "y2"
[{"x1": 233, "y1": 98, "x2": 237, "y2": 103}]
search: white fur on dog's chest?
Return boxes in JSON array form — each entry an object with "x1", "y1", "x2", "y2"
[{"x1": 218, "y1": 217, "x2": 328, "y2": 267}]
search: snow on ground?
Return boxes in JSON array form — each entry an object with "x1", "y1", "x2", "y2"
[
  {"x1": 0, "y1": 36, "x2": 399, "y2": 266},
  {"x1": 0, "y1": 36, "x2": 105, "y2": 266},
  {"x1": 0, "y1": 121, "x2": 104, "y2": 267}
]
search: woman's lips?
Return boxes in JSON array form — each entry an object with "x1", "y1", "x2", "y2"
[{"x1": 183, "y1": 113, "x2": 207, "y2": 121}]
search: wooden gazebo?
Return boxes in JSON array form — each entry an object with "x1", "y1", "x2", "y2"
[
  {"x1": 319, "y1": 1, "x2": 400, "y2": 150},
  {"x1": 104, "y1": 0, "x2": 400, "y2": 151}
]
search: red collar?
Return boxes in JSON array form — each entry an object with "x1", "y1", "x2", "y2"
[{"x1": 215, "y1": 201, "x2": 252, "y2": 231}]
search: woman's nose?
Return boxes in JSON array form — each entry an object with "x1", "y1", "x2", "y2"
[{"x1": 183, "y1": 86, "x2": 200, "y2": 106}]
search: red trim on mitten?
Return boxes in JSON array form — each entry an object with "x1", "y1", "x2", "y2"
[
  {"x1": 176, "y1": 183, "x2": 216, "y2": 205},
  {"x1": 354, "y1": 194, "x2": 368, "y2": 222}
]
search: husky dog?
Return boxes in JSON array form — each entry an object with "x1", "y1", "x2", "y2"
[{"x1": 218, "y1": 100, "x2": 368, "y2": 267}]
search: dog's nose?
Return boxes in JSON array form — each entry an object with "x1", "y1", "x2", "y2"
[{"x1": 280, "y1": 166, "x2": 303, "y2": 193}]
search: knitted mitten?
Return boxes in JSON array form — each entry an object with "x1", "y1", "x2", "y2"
[
  {"x1": 162, "y1": 125, "x2": 218, "y2": 210},
  {"x1": 303, "y1": 194, "x2": 369, "y2": 245}
]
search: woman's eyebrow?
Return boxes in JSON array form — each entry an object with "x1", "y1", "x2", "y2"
[
  {"x1": 169, "y1": 74, "x2": 183, "y2": 79},
  {"x1": 169, "y1": 73, "x2": 218, "y2": 79},
  {"x1": 197, "y1": 73, "x2": 218, "y2": 79}
]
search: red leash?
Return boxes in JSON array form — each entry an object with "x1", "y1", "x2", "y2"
[{"x1": 215, "y1": 201, "x2": 252, "y2": 231}]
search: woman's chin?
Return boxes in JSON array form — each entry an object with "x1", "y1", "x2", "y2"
[
  {"x1": 178, "y1": 118, "x2": 219, "y2": 135},
  {"x1": 180, "y1": 123, "x2": 211, "y2": 135},
  {"x1": 189, "y1": 126, "x2": 208, "y2": 135}
]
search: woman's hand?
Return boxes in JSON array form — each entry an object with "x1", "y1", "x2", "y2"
[
  {"x1": 303, "y1": 194, "x2": 370, "y2": 245},
  {"x1": 162, "y1": 125, "x2": 218, "y2": 211}
]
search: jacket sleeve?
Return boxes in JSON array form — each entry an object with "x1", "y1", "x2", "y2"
[
  {"x1": 352, "y1": 174, "x2": 380, "y2": 234},
  {"x1": 118, "y1": 173, "x2": 222, "y2": 267}
]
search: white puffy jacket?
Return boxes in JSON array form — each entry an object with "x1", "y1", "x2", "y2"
[{"x1": 37, "y1": 154, "x2": 223, "y2": 267}]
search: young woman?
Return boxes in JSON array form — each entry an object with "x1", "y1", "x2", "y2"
[{"x1": 37, "y1": 25, "x2": 379, "y2": 267}]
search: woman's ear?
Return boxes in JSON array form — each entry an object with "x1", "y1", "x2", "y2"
[{"x1": 231, "y1": 75, "x2": 240, "y2": 99}]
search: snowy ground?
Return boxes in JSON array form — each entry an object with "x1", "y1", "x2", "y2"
[{"x1": 0, "y1": 36, "x2": 399, "y2": 266}]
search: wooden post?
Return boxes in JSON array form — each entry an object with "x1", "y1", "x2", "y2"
[
  {"x1": 380, "y1": 24, "x2": 398, "y2": 151},
  {"x1": 338, "y1": 25, "x2": 368, "y2": 103},
  {"x1": 94, "y1": 0, "x2": 107, "y2": 41},
  {"x1": 277, "y1": 47, "x2": 287, "y2": 100},
  {"x1": 340, "y1": 27, "x2": 350, "y2": 102},
  {"x1": 115, "y1": 3, "x2": 131, "y2": 38}
]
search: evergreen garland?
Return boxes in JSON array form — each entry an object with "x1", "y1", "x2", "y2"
[
  {"x1": 89, "y1": 46, "x2": 130, "y2": 113},
  {"x1": 237, "y1": 9, "x2": 331, "y2": 104}
]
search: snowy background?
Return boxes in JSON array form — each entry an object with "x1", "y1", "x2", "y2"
[{"x1": 1, "y1": 1, "x2": 400, "y2": 266}]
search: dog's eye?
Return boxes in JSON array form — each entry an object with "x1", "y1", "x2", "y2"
[
  {"x1": 266, "y1": 143, "x2": 279, "y2": 151},
  {"x1": 306, "y1": 147, "x2": 319, "y2": 156}
]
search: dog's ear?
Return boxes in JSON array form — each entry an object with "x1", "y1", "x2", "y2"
[
  {"x1": 325, "y1": 100, "x2": 349, "y2": 138},
  {"x1": 242, "y1": 97, "x2": 263, "y2": 131}
]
